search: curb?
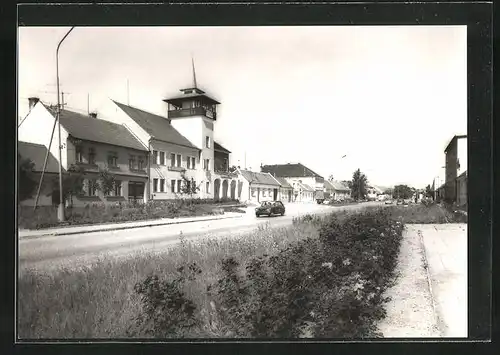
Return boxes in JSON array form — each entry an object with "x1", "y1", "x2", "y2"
[
  {"x1": 19, "y1": 214, "x2": 243, "y2": 239},
  {"x1": 417, "y1": 228, "x2": 446, "y2": 337}
]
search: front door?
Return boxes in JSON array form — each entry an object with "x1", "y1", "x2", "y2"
[{"x1": 273, "y1": 188, "x2": 278, "y2": 201}]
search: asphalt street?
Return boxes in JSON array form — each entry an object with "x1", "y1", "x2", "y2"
[{"x1": 19, "y1": 202, "x2": 381, "y2": 272}]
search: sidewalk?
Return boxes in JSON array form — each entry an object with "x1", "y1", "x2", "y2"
[
  {"x1": 419, "y1": 223, "x2": 468, "y2": 337},
  {"x1": 379, "y1": 223, "x2": 467, "y2": 338},
  {"x1": 18, "y1": 212, "x2": 244, "y2": 239}
]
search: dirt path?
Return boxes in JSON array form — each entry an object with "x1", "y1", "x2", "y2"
[{"x1": 378, "y1": 225, "x2": 442, "y2": 337}]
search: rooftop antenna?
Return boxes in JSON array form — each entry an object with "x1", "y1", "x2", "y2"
[
  {"x1": 127, "y1": 79, "x2": 130, "y2": 105},
  {"x1": 191, "y1": 56, "x2": 198, "y2": 88}
]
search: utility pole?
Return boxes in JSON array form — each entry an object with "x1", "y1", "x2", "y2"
[{"x1": 55, "y1": 26, "x2": 75, "y2": 222}]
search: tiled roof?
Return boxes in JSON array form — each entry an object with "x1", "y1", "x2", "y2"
[
  {"x1": 274, "y1": 176, "x2": 293, "y2": 189},
  {"x1": 325, "y1": 180, "x2": 350, "y2": 191},
  {"x1": 113, "y1": 101, "x2": 199, "y2": 150},
  {"x1": 301, "y1": 183, "x2": 315, "y2": 192},
  {"x1": 261, "y1": 163, "x2": 324, "y2": 179},
  {"x1": 46, "y1": 106, "x2": 148, "y2": 151},
  {"x1": 18, "y1": 141, "x2": 62, "y2": 173},
  {"x1": 214, "y1": 141, "x2": 231, "y2": 154},
  {"x1": 238, "y1": 169, "x2": 281, "y2": 187}
]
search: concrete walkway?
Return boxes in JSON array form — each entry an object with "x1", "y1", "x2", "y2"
[
  {"x1": 419, "y1": 223, "x2": 468, "y2": 338},
  {"x1": 379, "y1": 223, "x2": 467, "y2": 338},
  {"x1": 18, "y1": 212, "x2": 243, "y2": 239}
]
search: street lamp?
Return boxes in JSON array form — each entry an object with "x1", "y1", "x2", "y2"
[{"x1": 56, "y1": 26, "x2": 75, "y2": 222}]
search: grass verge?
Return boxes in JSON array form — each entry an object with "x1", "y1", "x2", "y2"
[{"x1": 19, "y1": 206, "x2": 407, "y2": 339}]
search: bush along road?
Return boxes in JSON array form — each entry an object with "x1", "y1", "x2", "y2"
[{"x1": 18, "y1": 204, "x2": 464, "y2": 339}]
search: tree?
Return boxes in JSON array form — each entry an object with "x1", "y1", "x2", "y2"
[
  {"x1": 424, "y1": 184, "x2": 434, "y2": 198},
  {"x1": 350, "y1": 169, "x2": 368, "y2": 201},
  {"x1": 18, "y1": 155, "x2": 37, "y2": 202},
  {"x1": 97, "y1": 168, "x2": 117, "y2": 196},
  {"x1": 179, "y1": 175, "x2": 199, "y2": 199},
  {"x1": 384, "y1": 188, "x2": 394, "y2": 197},
  {"x1": 393, "y1": 184, "x2": 414, "y2": 200},
  {"x1": 52, "y1": 164, "x2": 86, "y2": 206}
]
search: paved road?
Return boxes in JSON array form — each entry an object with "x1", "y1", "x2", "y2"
[{"x1": 19, "y1": 202, "x2": 381, "y2": 272}]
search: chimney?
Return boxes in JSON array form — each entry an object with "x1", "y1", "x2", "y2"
[
  {"x1": 89, "y1": 112, "x2": 97, "y2": 119},
  {"x1": 28, "y1": 97, "x2": 40, "y2": 112}
]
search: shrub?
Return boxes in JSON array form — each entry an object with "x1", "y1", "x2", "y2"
[{"x1": 132, "y1": 263, "x2": 202, "y2": 338}]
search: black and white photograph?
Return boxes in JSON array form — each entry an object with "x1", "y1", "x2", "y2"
[{"x1": 13, "y1": 3, "x2": 492, "y2": 343}]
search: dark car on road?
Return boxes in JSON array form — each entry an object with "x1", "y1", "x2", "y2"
[{"x1": 255, "y1": 201, "x2": 286, "y2": 217}]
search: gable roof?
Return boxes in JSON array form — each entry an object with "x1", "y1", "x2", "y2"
[
  {"x1": 274, "y1": 176, "x2": 293, "y2": 189},
  {"x1": 238, "y1": 169, "x2": 281, "y2": 187},
  {"x1": 214, "y1": 141, "x2": 231, "y2": 154},
  {"x1": 45, "y1": 106, "x2": 148, "y2": 151},
  {"x1": 112, "y1": 100, "x2": 199, "y2": 150},
  {"x1": 18, "y1": 141, "x2": 62, "y2": 173},
  {"x1": 261, "y1": 163, "x2": 324, "y2": 179},
  {"x1": 444, "y1": 134, "x2": 467, "y2": 153},
  {"x1": 325, "y1": 180, "x2": 350, "y2": 191},
  {"x1": 301, "y1": 183, "x2": 315, "y2": 192}
]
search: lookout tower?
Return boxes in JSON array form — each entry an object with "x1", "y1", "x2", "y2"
[{"x1": 163, "y1": 58, "x2": 220, "y2": 172}]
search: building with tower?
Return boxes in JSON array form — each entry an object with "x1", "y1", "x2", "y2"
[{"x1": 106, "y1": 60, "x2": 239, "y2": 201}]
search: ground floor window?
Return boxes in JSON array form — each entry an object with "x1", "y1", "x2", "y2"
[
  {"x1": 113, "y1": 180, "x2": 122, "y2": 196},
  {"x1": 86, "y1": 179, "x2": 98, "y2": 196},
  {"x1": 171, "y1": 179, "x2": 176, "y2": 193},
  {"x1": 251, "y1": 188, "x2": 256, "y2": 197},
  {"x1": 160, "y1": 179, "x2": 165, "y2": 192},
  {"x1": 153, "y1": 178, "x2": 158, "y2": 193},
  {"x1": 128, "y1": 181, "x2": 145, "y2": 202},
  {"x1": 206, "y1": 181, "x2": 210, "y2": 194},
  {"x1": 177, "y1": 179, "x2": 182, "y2": 193}
]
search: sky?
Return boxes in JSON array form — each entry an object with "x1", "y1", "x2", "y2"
[{"x1": 17, "y1": 26, "x2": 467, "y2": 188}]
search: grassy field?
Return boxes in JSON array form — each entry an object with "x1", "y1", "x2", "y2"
[
  {"x1": 18, "y1": 221, "x2": 319, "y2": 339},
  {"x1": 17, "y1": 203, "x2": 462, "y2": 339}
]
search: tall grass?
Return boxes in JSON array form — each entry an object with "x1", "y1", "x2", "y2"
[{"x1": 18, "y1": 221, "x2": 318, "y2": 339}]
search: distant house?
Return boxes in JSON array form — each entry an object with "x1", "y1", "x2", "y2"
[
  {"x1": 18, "y1": 141, "x2": 64, "y2": 206},
  {"x1": 324, "y1": 180, "x2": 351, "y2": 201},
  {"x1": 298, "y1": 182, "x2": 315, "y2": 202},
  {"x1": 272, "y1": 176, "x2": 294, "y2": 203},
  {"x1": 444, "y1": 134, "x2": 467, "y2": 205},
  {"x1": 18, "y1": 99, "x2": 150, "y2": 206},
  {"x1": 261, "y1": 163, "x2": 324, "y2": 202},
  {"x1": 237, "y1": 169, "x2": 281, "y2": 203}
]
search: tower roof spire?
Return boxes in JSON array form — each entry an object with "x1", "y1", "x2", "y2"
[{"x1": 191, "y1": 55, "x2": 198, "y2": 89}]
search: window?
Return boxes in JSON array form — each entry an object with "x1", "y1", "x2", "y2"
[
  {"x1": 251, "y1": 188, "x2": 256, "y2": 197},
  {"x1": 153, "y1": 178, "x2": 158, "y2": 193},
  {"x1": 193, "y1": 180, "x2": 197, "y2": 192},
  {"x1": 113, "y1": 181, "x2": 122, "y2": 196},
  {"x1": 138, "y1": 157, "x2": 144, "y2": 170},
  {"x1": 76, "y1": 146, "x2": 83, "y2": 163},
  {"x1": 171, "y1": 179, "x2": 176, "y2": 193},
  {"x1": 88, "y1": 147, "x2": 96, "y2": 165},
  {"x1": 160, "y1": 151, "x2": 165, "y2": 165},
  {"x1": 205, "y1": 136, "x2": 211, "y2": 148},
  {"x1": 87, "y1": 179, "x2": 98, "y2": 196},
  {"x1": 186, "y1": 180, "x2": 191, "y2": 192},
  {"x1": 263, "y1": 189, "x2": 267, "y2": 197},
  {"x1": 204, "y1": 159, "x2": 210, "y2": 171},
  {"x1": 177, "y1": 180, "x2": 182, "y2": 193},
  {"x1": 107, "y1": 153, "x2": 118, "y2": 167},
  {"x1": 153, "y1": 150, "x2": 158, "y2": 164},
  {"x1": 187, "y1": 156, "x2": 196, "y2": 169},
  {"x1": 129, "y1": 155, "x2": 136, "y2": 170},
  {"x1": 170, "y1": 153, "x2": 182, "y2": 167},
  {"x1": 160, "y1": 179, "x2": 165, "y2": 192},
  {"x1": 206, "y1": 182, "x2": 210, "y2": 194}
]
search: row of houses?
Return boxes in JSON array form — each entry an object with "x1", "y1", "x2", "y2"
[
  {"x1": 18, "y1": 75, "x2": 351, "y2": 207},
  {"x1": 433, "y1": 134, "x2": 467, "y2": 207}
]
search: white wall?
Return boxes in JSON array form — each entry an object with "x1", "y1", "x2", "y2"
[
  {"x1": 18, "y1": 103, "x2": 70, "y2": 170},
  {"x1": 457, "y1": 137, "x2": 467, "y2": 175}
]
